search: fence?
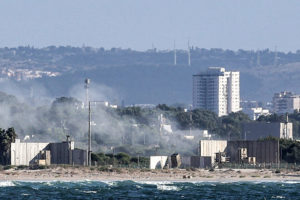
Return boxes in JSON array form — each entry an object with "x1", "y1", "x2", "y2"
[{"x1": 219, "y1": 162, "x2": 300, "y2": 170}]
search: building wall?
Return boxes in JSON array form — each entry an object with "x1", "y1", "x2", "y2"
[
  {"x1": 181, "y1": 156, "x2": 191, "y2": 168},
  {"x1": 199, "y1": 140, "x2": 227, "y2": 164},
  {"x1": 149, "y1": 156, "x2": 168, "y2": 169},
  {"x1": 228, "y1": 71, "x2": 240, "y2": 113},
  {"x1": 280, "y1": 123, "x2": 293, "y2": 139},
  {"x1": 49, "y1": 142, "x2": 71, "y2": 165},
  {"x1": 72, "y1": 149, "x2": 87, "y2": 166},
  {"x1": 199, "y1": 156, "x2": 212, "y2": 168},
  {"x1": 193, "y1": 67, "x2": 240, "y2": 116},
  {"x1": 243, "y1": 122, "x2": 293, "y2": 140},
  {"x1": 11, "y1": 140, "x2": 49, "y2": 165},
  {"x1": 226, "y1": 140, "x2": 280, "y2": 164},
  {"x1": 11, "y1": 140, "x2": 87, "y2": 166}
]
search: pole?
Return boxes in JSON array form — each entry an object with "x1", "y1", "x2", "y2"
[{"x1": 88, "y1": 101, "x2": 91, "y2": 166}]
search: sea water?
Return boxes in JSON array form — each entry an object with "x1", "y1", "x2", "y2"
[{"x1": 0, "y1": 180, "x2": 299, "y2": 199}]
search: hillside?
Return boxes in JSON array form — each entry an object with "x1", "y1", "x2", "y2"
[{"x1": 0, "y1": 46, "x2": 300, "y2": 105}]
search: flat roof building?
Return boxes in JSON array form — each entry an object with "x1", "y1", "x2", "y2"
[{"x1": 193, "y1": 67, "x2": 240, "y2": 116}]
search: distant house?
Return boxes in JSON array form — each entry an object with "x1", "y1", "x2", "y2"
[{"x1": 272, "y1": 91, "x2": 300, "y2": 114}]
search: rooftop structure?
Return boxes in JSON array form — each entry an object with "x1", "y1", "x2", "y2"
[{"x1": 193, "y1": 67, "x2": 240, "y2": 116}]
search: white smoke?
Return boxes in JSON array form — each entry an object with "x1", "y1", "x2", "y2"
[{"x1": 0, "y1": 80, "x2": 199, "y2": 155}]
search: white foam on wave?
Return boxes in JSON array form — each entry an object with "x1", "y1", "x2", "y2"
[
  {"x1": 102, "y1": 181, "x2": 118, "y2": 186},
  {"x1": 82, "y1": 190, "x2": 97, "y2": 194},
  {"x1": 0, "y1": 181, "x2": 15, "y2": 187},
  {"x1": 156, "y1": 184, "x2": 180, "y2": 191},
  {"x1": 136, "y1": 181, "x2": 174, "y2": 185},
  {"x1": 135, "y1": 181, "x2": 181, "y2": 191},
  {"x1": 282, "y1": 180, "x2": 300, "y2": 184},
  {"x1": 271, "y1": 195, "x2": 285, "y2": 199}
]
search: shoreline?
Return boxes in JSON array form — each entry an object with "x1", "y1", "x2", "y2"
[{"x1": 0, "y1": 167, "x2": 300, "y2": 182}]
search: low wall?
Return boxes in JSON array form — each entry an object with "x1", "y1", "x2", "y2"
[{"x1": 181, "y1": 156, "x2": 191, "y2": 168}]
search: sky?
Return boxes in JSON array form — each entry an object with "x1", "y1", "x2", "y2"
[{"x1": 0, "y1": 0, "x2": 299, "y2": 52}]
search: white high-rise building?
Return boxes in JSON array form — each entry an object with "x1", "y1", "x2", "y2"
[{"x1": 193, "y1": 67, "x2": 240, "y2": 116}]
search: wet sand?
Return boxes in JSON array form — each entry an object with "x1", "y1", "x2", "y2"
[{"x1": 0, "y1": 167, "x2": 300, "y2": 182}]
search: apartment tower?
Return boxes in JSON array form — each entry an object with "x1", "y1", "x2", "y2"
[{"x1": 193, "y1": 67, "x2": 240, "y2": 116}]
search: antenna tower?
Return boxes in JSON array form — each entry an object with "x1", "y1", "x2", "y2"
[{"x1": 187, "y1": 40, "x2": 191, "y2": 66}]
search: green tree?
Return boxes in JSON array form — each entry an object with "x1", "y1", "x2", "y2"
[{"x1": 0, "y1": 127, "x2": 17, "y2": 165}]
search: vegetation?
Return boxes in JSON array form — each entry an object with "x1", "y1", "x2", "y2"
[
  {"x1": 280, "y1": 139, "x2": 300, "y2": 163},
  {"x1": 0, "y1": 128, "x2": 17, "y2": 165},
  {"x1": 1, "y1": 46, "x2": 300, "y2": 71},
  {"x1": 91, "y1": 152, "x2": 149, "y2": 167}
]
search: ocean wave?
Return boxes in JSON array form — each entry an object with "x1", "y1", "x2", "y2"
[
  {"x1": 156, "y1": 184, "x2": 180, "y2": 191},
  {"x1": 135, "y1": 181, "x2": 181, "y2": 191},
  {"x1": 0, "y1": 180, "x2": 298, "y2": 199},
  {"x1": 0, "y1": 181, "x2": 15, "y2": 187}
]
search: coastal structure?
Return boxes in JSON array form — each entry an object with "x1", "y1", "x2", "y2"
[
  {"x1": 199, "y1": 139, "x2": 281, "y2": 165},
  {"x1": 150, "y1": 139, "x2": 281, "y2": 169},
  {"x1": 193, "y1": 67, "x2": 240, "y2": 116},
  {"x1": 10, "y1": 138, "x2": 87, "y2": 166},
  {"x1": 242, "y1": 121, "x2": 293, "y2": 140},
  {"x1": 198, "y1": 140, "x2": 227, "y2": 165},
  {"x1": 272, "y1": 91, "x2": 300, "y2": 114},
  {"x1": 226, "y1": 140, "x2": 280, "y2": 164}
]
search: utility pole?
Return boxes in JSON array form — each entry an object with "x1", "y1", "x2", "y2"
[
  {"x1": 189, "y1": 111, "x2": 192, "y2": 135},
  {"x1": 88, "y1": 101, "x2": 91, "y2": 166},
  {"x1": 87, "y1": 100, "x2": 105, "y2": 166},
  {"x1": 84, "y1": 78, "x2": 90, "y2": 108},
  {"x1": 187, "y1": 40, "x2": 191, "y2": 66}
]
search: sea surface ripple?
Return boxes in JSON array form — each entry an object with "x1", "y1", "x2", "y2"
[{"x1": 0, "y1": 180, "x2": 299, "y2": 199}]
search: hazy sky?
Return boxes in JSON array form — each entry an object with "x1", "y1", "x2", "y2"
[{"x1": 0, "y1": 0, "x2": 299, "y2": 52}]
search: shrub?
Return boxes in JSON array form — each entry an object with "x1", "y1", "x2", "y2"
[
  {"x1": 16, "y1": 165, "x2": 28, "y2": 170},
  {"x1": 3, "y1": 165, "x2": 13, "y2": 170},
  {"x1": 115, "y1": 152, "x2": 130, "y2": 165}
]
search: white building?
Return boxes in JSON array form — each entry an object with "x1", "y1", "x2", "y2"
[
  {"x1": 193, "y1": 67, "x2": 240, "y2": 116},
  {"x1": 243, "y1": 107, "x2": 270, "y2": 120},
  {"x1": 272, "y1": 91, "x2": 300, "y2": 114}
]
